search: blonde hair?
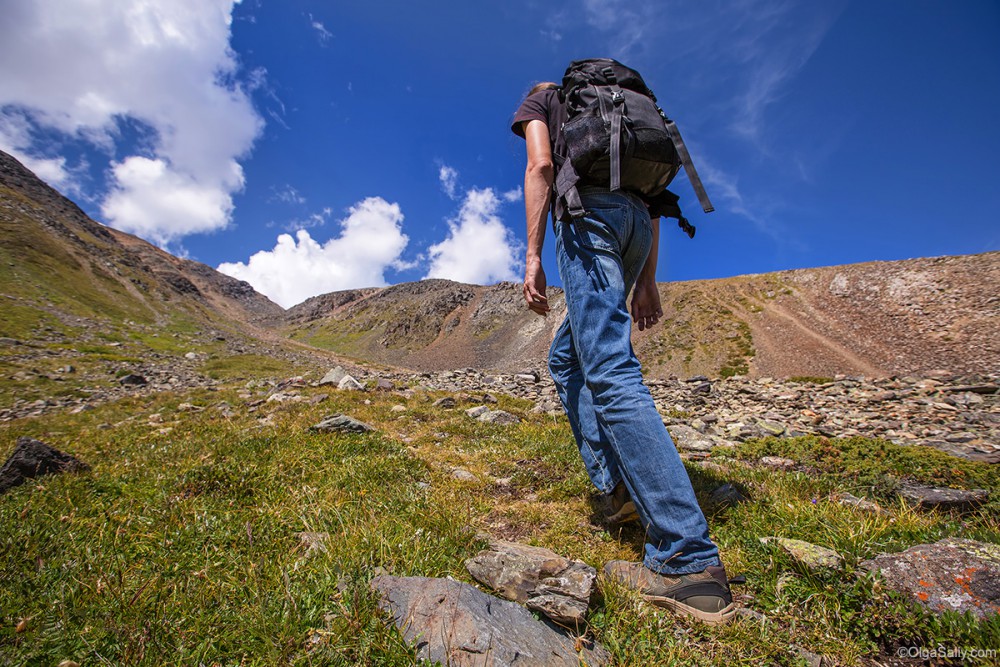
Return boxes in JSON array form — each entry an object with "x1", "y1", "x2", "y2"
[{"x1": 526, "y1": 81, "x2": 559, "y2": 97}]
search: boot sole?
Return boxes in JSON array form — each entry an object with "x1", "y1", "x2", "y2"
[{"x1": 641, "y1": 593, "x2": 736, "y2": 625}]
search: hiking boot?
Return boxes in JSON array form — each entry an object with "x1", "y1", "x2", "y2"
[
  {"x1": 603, "y1": 560, "x2": 736, "y2": 625},
  {"x1": 605, "y1": 482, "x2": 639, "y2": 526}
]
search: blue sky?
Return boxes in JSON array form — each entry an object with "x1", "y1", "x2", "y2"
[{"x1": 1, "y1": 1, "x2": 998, "y2": 308}]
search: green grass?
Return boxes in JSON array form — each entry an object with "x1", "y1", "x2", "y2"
[{"x1": 1, "y1": 385, "x2": 997, "y2": 665}]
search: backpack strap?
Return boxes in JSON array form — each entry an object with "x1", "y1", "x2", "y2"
[
  {"x1": 601, "y1": 66, "x2": 626, "y2": 192},
  {"x1": 552, "y1": 153, "x2": 585, "y2": 220},
  {"x1": 663, "y1": 119, "x2": 714, "y2": 214}
]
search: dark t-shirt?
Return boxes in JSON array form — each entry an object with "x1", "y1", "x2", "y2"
[{"x1": 511, "y1": 88, "x2": 679, "y2": 221}]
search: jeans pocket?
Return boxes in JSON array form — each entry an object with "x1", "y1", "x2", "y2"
[{"x1": 575, "y1": 205, "x2": 625, "y2": 254}]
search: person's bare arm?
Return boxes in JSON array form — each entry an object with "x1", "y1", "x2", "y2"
[
  {"x1": 522, "y1": 119, "x2": 553, "y2": 315},
  {"x1": 630, "y1": 216, "x2": 663, "y2": 330}
]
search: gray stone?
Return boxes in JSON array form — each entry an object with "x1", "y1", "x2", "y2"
[
  {"x1": 319, "y1": 366, "x2": 347, "y2": 386},
  {"x1": 118, "y1": 373, "x2": 147, "y2": 386},
  {"x1": 465, "y1": 405, "x2": 490, "y2": 418},
  {"x1": 708, "y1": 483, "x2": 749, "y2": 507},
  {"x1": 433, "y1": 396, "x2": 457, "y2": 409},
  {"x1": 337, "y1": 375, "x2": 364, "y2": 391},
  {"x1": 861, "y1": 539, "x2": 1000, "y2": 619},
  {"x1": 758, "y1": 456, "x2": 796, "y2": 469},
  {"x1": 465, "y1": 538, "x2": 597, "y2": 627},
  {"x1": 451, "y1": 468, "x2": 479, "y2": 482},
  {"x1": 1, "y1": 437, "x2": 91, "y2": 495},
  {"x1": 478, "y1": 410, "x2": 520, "y2": 425},
  {"x1": 760, "y1": 537, "x2": 844, "y2": 571},
  {"x1": 897, "y1": 482, "x2": 988, "y2": 514},
  {"x1": 375, "y1": 378, "x2": 395, "y2": 392},
  {"x1": 371, "y1": 575, "x2": 609, "y2": 666},
  {"x1": 830, "y1": 491, "x2": 885, "y2": 513},
  {"x1": 309, "y1": 414, "x2": 375, "y2": 434},
  {"x1": 667, "y1": 424, "x2": 717, "y2": 452},
  {"x1": 756, "y1": 420, "x2": 786, "y2": 436}
]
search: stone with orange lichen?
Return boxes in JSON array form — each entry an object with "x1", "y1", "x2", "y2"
[{"x1": 861, "y1": 538, "x2": 1000, "y2": 619}]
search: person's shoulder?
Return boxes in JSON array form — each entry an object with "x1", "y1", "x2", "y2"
[{"x1": 512, "y1": 88, "x2": 560, "y2": 136}]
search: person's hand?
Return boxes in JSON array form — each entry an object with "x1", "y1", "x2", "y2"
[
  {"x1": 523, "y1": 258, "x2": 549, "y2": 315},
  {"x1": 630, "y1": 277, "x2": 662, "y2": 330}
]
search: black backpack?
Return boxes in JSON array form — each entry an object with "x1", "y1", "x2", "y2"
[{"x1": 553, "y1": 58, "x2": 713, "y2": 238}]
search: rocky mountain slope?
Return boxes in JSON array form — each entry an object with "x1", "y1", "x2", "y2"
[
  {"x1": 0, "y1": 149, "x2": 282, "y2": 342},
  {"x1": 286, "y1": 252, "x2": 999, "y2": 380},
  {"x1": 3, "y1": 148, "x2": 998, "y2": 383}
]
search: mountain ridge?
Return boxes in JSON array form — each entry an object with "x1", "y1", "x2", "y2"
[{"x1": 3, "y1": 148, "x2": 998, "y2": 381}]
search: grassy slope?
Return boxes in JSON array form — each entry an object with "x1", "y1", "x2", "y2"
[{"x1": 1, "y1": 372, "x2": 997, "y2": 666}]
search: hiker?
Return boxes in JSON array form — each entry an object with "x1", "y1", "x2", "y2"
[{"x1": 512, "y1": 60, "x2": 735, "y2": 625}]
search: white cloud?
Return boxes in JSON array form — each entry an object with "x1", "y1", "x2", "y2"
[
  {"x1": 425, "y1": 188, "x2": 522, "y2": 285},
  {"x1": 0, "y1": 0, "x2": 263, "y2": 244},
  {"x1": 217, "y1": 197, "x2": 409, "y2": 308},
  {"x1": 439, "y1": 165, "x2": 459, "y2": 199},
  {"x1": 502, "y1": 186, "x2": 523, "y2": 203},
  {"x1": 102, "y1": 156, "x2": 240, "y2": 245},
  {"x1": 308, "y1": 13, "x2": 333, "y2": 44}
]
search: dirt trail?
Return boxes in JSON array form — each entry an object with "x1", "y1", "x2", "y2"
[{"x1": 749, "y1": 300, "x2": 887, "y2": 378}]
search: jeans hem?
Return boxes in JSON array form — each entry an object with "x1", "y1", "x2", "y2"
[{"x1": 643, "y1": 556, "x2": 721, "y2": 576}]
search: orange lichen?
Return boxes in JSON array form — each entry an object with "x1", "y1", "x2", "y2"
[{"x1": 917, "y1": 592, "x2": 930, "y2": 601}]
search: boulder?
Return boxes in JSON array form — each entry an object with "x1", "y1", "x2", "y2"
[
  {"x1": 667, "y1": 424, "x2": 718, "y2": 452},
  {"x1": 319, "y1": 367, "x2": 347, "y2": 386},
  {"x1": 371, "y1": 575, "x2": 609, "y2": 666},
  {"x1": 0, "y1": 437, "x2": 91, "y2": 495},
  {"x1": 760, "y1": 537, "x2": 843, "y2": 572},
  {"x1": 338, "y1": 375, "x2": 364, "y2": 391},
  {"x1": 309, "y1": 414, "x2": 375, "y2": 434},
  {"x1": 862, "y1": 538, "x2": 1000, "y2": 619},
  {"x1": 465, "y1": 538, "x2": 597, "y2": 627},
  {"x1": 897, "y1": 482, "x2": 988, "y2": 514},
  {"x1": 477, "y1": 410, "x2": 520, "y2": 425}
]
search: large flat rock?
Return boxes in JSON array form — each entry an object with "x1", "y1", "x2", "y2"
[
  {"x1": 371, "y1": 575, "x2": 608, "y2": 666},
  {"x1": 862, "y1": 538, "x2": 1000, "y2": 619}
]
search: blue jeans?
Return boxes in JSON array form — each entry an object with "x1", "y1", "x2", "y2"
[{"x1": 549, "y1": 188, "x2": 720, "y2": 575}]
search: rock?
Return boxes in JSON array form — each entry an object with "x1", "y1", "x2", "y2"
[
  {"x1": 118, "y1": 373, "x2": 147, "y2": 386},
  {"x1": 433, "y1": 397, "x2": 457, "y2": 409},
  {"x1": 897, "y1": 482, "x2": 988, "y2": 514},
  {"x1": 319, "y1": 367, "x2": 347, "y2": 386},
  {"x1": 465, "y1": 538, "x2": 597, "y2": 627},
  {"x1": 309, "y1": 393, "x2": 329, "y2": 405},
  {"x1": 477, "y1": 410, "x2": 520, "y2": 425},
  {"x1": 667, "y1": 424, "x2": 718, "y2": 452},
  {"x1": 758, "y1": 456, "x2": 796, "y2": 469},
  {"x1": 375, "y1": 378, "x2": 395, "y2": 392},
  {"x1": 451, "y1": 468, "x2": 479, "y2": 482},
  {"x1": 918, "y1": 440, "x2": 1000, "y2": 464},
  {"x1": 309, "y1": 414, "x2": 375, "y2": 434},
  {"x1": 465, "y1": 405, "x2": 490, "y2": 418},
  {"x1": 516, "y1": 370, "x2": 540, "y2": 382},
  {"x1": 861, "y1": 538, "x2": 1000, "y2": 619},
  {"x1": 756, "y1": 420, "x2": 786, "y2": 436},
  {"x1": 708, "y1": 483, "x2": 749, "y2": 507},
  {"x1": 184, "y1": 352, "x2": 199, "y2": 360},
  {"x1": 390, "y1": 404, "x2": 407, "y2": 413},
  {"x1": 691, "y1": 381, "x2": 712, "y2": 395},
  {"x1": 760, "y1": 537, "x2": 844, "y2": 571},
  {"x1": 830, "y1": 491, "x2": 885, "y2": 513},
  {"x1": 0, "y1": 437, "x2": 91, "y2": 495},
  {"x1": 371, "y1": 575, "x2": 609, "y2": 666},
  {"x1": 337, "y1": 375, "x2": 364, "y2": 391}
]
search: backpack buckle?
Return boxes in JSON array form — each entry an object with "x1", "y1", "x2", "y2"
[{"x1": 611, "y1": 91, "x2": 625, "y2": 105}]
